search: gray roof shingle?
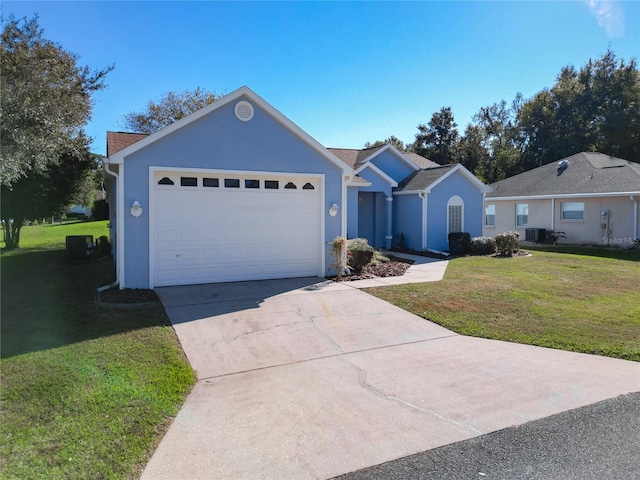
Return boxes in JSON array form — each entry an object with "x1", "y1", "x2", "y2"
[
  {"x1": 487, "y1": 152, "x2": 640, "y2": 198},
  {"x1": 328, "y1": 145, "x2": 387, "y2": 169},
  {"x1": 395, "y1": 164, "x2": 457, "y2": 191}
]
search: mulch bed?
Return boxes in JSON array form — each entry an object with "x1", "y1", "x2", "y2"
[
  {"x1": 492, "y1": 250, "x2": 531, "y2": 258},
  {"x1": 335, "y1": 255, "x2": 414, "y2": 282},
  {"x1": 98, "y1": 288, "x2": 159, "y2": 304}
]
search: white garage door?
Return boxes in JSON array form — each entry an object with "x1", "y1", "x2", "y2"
[{"x1": 151, "y1": 171, "x2": 322, "y2": 287}]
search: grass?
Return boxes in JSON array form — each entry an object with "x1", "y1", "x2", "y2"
[
  {"x1": 1, "y1": 221, "x2": 195, "y2": 479},
  {"x1": 366, "y1": 247, "x2": 640, "y2": 361}
]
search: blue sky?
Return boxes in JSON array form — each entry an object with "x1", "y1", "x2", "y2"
[{"x1": 4, "y1": 1, "x2": 639, "y2": 156}]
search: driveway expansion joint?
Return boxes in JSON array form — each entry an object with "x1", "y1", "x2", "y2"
[{"x1": 196, "y1": 333, "x2": 461, "y2": 382}]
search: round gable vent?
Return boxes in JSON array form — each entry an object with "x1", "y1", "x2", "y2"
[{"x1": 234, "y1": 101, "x2": 254, "y2": 122}]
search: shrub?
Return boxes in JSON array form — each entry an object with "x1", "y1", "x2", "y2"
[
  {"x1": 346, "y1": 238, "x2": 375, "y2": 272},
  {"x1": 448, "y1": 232, "x2": 471, "y2": 255},
  {"x1": 329, "y1": 236, "x2": 348, "y2": 278},
  {"x1": 470, "y1": 236, "x2": 497, "y2": 255},
  {"x1": 495, "y1": 231, "x2": 520, "y2": 256}
]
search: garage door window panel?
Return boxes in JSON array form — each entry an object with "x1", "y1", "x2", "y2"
[
  {"x1": 203, "y1": 178, "x2": 219, "y2": 187},
  {"x1": 158, "y1": 177, "x2": 175, "y2": 185},
  {"x1": 180, "y1": 177, "x2": 198, "y2": 187}
]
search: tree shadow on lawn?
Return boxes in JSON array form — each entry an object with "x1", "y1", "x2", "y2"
[
  {"x1": 527, "y1": 245, "x2": 640, "y2": 262},
  {"x1": 1, "y1": 249, "x2": 168, "y2": 359}
]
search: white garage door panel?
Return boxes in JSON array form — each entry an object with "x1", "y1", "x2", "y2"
[{"x1": 152, "y1": 173, "x2": 321, "y2": 286}]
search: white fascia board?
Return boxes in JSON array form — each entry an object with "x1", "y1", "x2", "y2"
[
  {"x1": 486, "y1": 191, "x2": 640, "y2": 202},
  {"x1": 107, "y1": 86, "x2": 353, "y2": 175},
  {"x1": 347, "y1": 180, "x2": 372, "y2": 187},
  {"x1": 361, "y1": 144, "x2": 420, "y2": 171},
  {"x1": 425, "y1": 164, "x2": 491, "y2": 194},
  {"x1": 392, "y1": 190, "x2": 423, "y2": 196},
  {"x1": 354, "y1": 162, "x2": 398, "y2": 187}
]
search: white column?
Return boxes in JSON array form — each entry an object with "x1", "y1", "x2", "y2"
[
  {"x1": 632, "y1": 195, "x2": 638, "y2": 241},
  {"x1": 385, "y1": 196, "x2": 393, "y2": 249}
]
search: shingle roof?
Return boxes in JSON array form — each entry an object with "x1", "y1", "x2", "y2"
[
  {"x1": 106, "y1": 131, "x2": 149, "y2": 157},
  {"x1": 487, "y1": 152, "x2": 640, "y2": 198},
  {"x1": 327, "y1": 145, "x2": 387, "y2": 169},
  {"x1": 403, "y1": 152, "x2": 440, "y2": 169},
  {"x1": 328, "y1": 145, "x2": 438, "y2": 174},
  {"x1": 395, "y1": 164, "x2": 457, "y2": 191}
]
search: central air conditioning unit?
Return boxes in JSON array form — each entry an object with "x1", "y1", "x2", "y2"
[{"x1": 525, "y1": 228, "x2": 547, "y2": 243}]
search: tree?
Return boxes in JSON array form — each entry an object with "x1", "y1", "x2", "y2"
[
  {"x1": 518, "y1": 50, "x2": 640, "y2": 167},
  {"x1": 451, "y1": 124, "x2": 489, "y2": 175},
  {"x1": 471, "y1": 97, "x2": 522, "y2": 183},
  {"x1": 0, "y1": 15, "x2": 112, "y2": 248},
  {"x1": 413, "y1": 107, "x2": 458, "y2": 164},
  {"x1": 121, "y1": 87, "x2": 219, "y2": 133},
  {"x1": 363, "y1": 136, "x2": 407, "y2": 151},
  {"x1": 1, "y1": 15, "x2": 113, "y2": 186},
  {"x1": 1, "y1": 137, "x2": 97, "y2": 247}
]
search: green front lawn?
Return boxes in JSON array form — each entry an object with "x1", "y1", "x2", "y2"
[
  {"x1": 367, "y1": 247, "x2": 640, "y2": 361},
  {"x1": 1, "y1": 221, "x2": 195, "y2": 479}
]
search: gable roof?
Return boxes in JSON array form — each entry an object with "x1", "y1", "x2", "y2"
[
  {"x1": 328, "y1": 144, "x2": 427, "y2": 172},
  {"x1": 107, "y1": 131, "x2": 149, "y2": 156},
  {"x1": 328, "y1": 145, "x2": 388, "y2": 169},
  {"x1": 487, "y1": 152, "x2": 640, "y2": 199},
  {"x1": 106, "y1": 86, "x2": 350, "y2": 173},
  {"x1": 395, "y1": 163, "x2": 491, "y2": 194}
]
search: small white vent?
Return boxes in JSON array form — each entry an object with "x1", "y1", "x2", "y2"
[{"x1": 234, "y1": 101, "x2": 254, "y2": 122}]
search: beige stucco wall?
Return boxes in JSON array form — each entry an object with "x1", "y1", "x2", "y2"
[{"x1": 483, "y1": 196, "x2": 639, "y2": 247}]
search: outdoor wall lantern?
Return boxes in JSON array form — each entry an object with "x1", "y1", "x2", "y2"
[
  {"x1": 130, "y1": 201, "x2": 143, "y2": 217},
  {"x1": 329, "y1": 203, "x2": 339, "y2": 217}
]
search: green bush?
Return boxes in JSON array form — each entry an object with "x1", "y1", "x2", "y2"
[
  {"x1": 448, "y1": 232, "x2": 471, "y2": 255},
  {"x1": 346, "y1": 238, "x2": 375, "y2": 271},
  {"x1": 347, "y1": 238, "x2": 374, "y2": 253},
  {"x1": 495, "y1": 231, "x2": 520, "y2": 256},
  {"x1": 470, "y1": 236, "x2": 497, "y2": 255}
]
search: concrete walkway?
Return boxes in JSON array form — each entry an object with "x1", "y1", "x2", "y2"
[
  {"x1": 347, "y1": 252, "x2": 450, "y2": 288},
  {"x1": 142, "y1": 266, "x2": 639, "y2": 479}
]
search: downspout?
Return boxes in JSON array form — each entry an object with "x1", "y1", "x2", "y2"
[
  {"x1": 551, "y1": 198, "x2": 555, "y2": 231},
  {"x1": 98, "y1": 162, "x2": 120, "y2": 292},
  {"x1": 632, "y1": 195, "x2": 638, "y2": 242}
]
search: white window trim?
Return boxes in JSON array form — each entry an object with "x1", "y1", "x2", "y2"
[
  {"x1": 447, "y1": 195, "x2": 464, "y2": 235},
  {"x1": 561, "y1": 201, "x2": 585, "y2": 222},
  {"x1": 485, "y1": 204, "x2": 496, "y2": 227},
  {"x1": 516, "y1": 203, "x2": 529, "y2": 227}
]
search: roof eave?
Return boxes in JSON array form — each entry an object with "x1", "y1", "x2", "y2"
[{"x1": 486, "y1": 191, "x2": 640, "y2": 201}]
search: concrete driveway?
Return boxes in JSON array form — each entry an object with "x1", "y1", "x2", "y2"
[{"x1": 142, "y1": 276, "x2": 639, "y2": 480}]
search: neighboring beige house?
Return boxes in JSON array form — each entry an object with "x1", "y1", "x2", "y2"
[{"x1": 483, "y1": 152, "x2": 640, "y2": 247}]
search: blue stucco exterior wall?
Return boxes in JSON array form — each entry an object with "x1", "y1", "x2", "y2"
[
  {"x1": 347, "y1": 187, "x2": 359, "y2": 239},
  {"x1": 120, "y1": 95, "x2": 344, "y2": 288},
  {"x1": 369, "y1": 150, "x2": 415, "y2": 183},
  {"x1": 357, "y1": 168, "x2": 392, "y2": 196},
  {"x1": 354, "y1": 168, "x2": 393, "y2": 248},
  {"x1": 356, "y1": 192, "x2": 388, "y2": 248},
  {"x1": 393, "y1": 194, "x2": 423, "y2": 251},
  {"x1": 426, "y1": 170, "x2": 484, "y2": 251}
]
